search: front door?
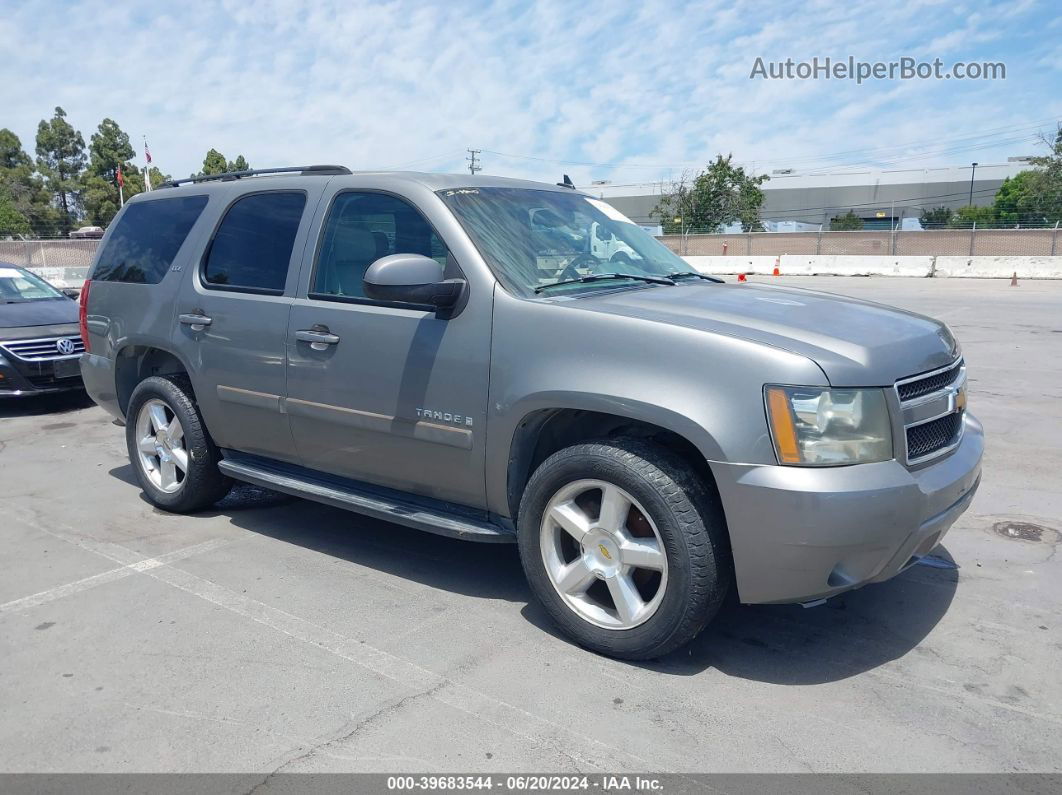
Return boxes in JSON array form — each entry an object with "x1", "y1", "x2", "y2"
[
  {"x1": 175, "y1": 188, "x2": 316, "y2": 463},
  {"x1": 285, "y1": 190, "x2": 491, "y2": 509}
]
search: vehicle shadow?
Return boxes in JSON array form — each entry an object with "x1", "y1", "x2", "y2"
[
  {"x1": 108, "y1": 464, "x2": 959, "y2": 681},
  {"x1": 528, "y1": 547, "x2": 959, "y2": 683},
  {"x1": 110, "y1": 464, "x2": 530, "y2": 604},
  {"x1": 0, "y1": 390, "x2": 95, "y2": 418}
]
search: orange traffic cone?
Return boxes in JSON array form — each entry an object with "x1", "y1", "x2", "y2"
[
  {"x1": 772, "y1": 256, "x2": 780, "y2": 276},
  {"x1": 737, "y1": 273, "x2": 747, "y2": 282},
  {"x1": 1010, "y1": 271, "x2": 1018, "y2": 286}
]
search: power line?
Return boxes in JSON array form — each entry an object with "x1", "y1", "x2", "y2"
[
  {"x1": 466, "y1": 149, "x2": 482, "y2": 175},
  {"x1": 478, "y1": 117, "x2": 1059, "y2": 174}
]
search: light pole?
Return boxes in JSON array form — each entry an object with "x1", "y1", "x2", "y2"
[{"x1": 968, "y1": 162, "x2": 978, "y2": 206}]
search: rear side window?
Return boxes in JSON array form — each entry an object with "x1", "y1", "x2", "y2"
[
  {"x1": 202, "y1": 192, "x2": 306, "y2": 293},
  {"x1": 92, "y1": 195, "x2": 208, "y2": 283}
]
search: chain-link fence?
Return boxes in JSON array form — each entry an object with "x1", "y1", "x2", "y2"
[
  {"x1": 0, "y1": 238, "x2": 99, "y2": 286},
  {"x1": 658, "y1": 226, "x2": 1062, "y2": 257}
]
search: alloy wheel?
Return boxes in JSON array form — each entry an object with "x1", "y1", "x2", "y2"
[
  {"x1": 134, "y1": 398, "x2": 188, "y2": 494},
  {"x1": 540, "y1": 479, "x2": 669, "y2": 629}
]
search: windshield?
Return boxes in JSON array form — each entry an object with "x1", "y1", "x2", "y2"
[
  {"x1": 438, "y1": 187, "x2": 693, "y2": 297},
  {"x1": 0, "y1": 266, "x2": 64, "y2": 303}
]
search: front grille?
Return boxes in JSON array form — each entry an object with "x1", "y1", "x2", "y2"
[
  {"x1": 897, "y1": 359, "x2": 964, "y2": 401},
  {"x1": 906, "y1": 412, "x2": 963, "y2": 460},
  {"x1": 0, "y1": 336, "x2": 85, "y2": 361}
]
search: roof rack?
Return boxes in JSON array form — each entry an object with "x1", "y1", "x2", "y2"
[{"x1": 159, "y1": 164, "x2": 351, "y2": 188}]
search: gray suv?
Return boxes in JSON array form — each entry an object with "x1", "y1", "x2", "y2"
[{"x1": 80, "y1": 165, "x2": 982, "y2": 659}]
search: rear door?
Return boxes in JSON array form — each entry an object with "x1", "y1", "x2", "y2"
[
  {"x1": 174, "y1": 186, "x2": 322, "y2": 462},
  {"x1": 284, "y1": 188, "x2": 491, "y2": 508}
]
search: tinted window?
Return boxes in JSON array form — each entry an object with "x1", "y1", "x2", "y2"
[
  {"x1": 203, "y1": 192, "x2": 306, "y2": 292},
  {"x1": 313, "y1": 192, "x2": 449, "y2": 299},
  {"x1": 93, "y1": 195, "x2": 208, "y2": 284}
]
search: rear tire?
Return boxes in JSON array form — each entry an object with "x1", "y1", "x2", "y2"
[
  {"x1": 125, "y1": 375, "x2": 232, "y2": 513},
  {"x1": 518, "y1": 438, "x2": 731, "y2": 660}
]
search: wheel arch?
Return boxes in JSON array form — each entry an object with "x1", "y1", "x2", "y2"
[
  {"x1": 114, "y1": 344, "x2": 195, "y2": 416},
  {"x1": 503, "y1": 403, "x2": 722, "y2": 524}
]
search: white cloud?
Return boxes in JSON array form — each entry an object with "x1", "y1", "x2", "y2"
[{"x1": 0, "y1": 0, "x2": 1054, "y2": 188}]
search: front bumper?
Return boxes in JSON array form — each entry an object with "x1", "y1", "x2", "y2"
[
  {"x1": 712, "y1": 413, "x2": 983, "y2": 604},
  {"x1": 0, "y1": 357, "x2": 84, "y2": 398}
]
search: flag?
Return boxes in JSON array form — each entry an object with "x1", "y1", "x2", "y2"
[
  {"x1": 116, "y1": 165, "x2": 124, "y2": 188},
  {"x1": 144, "y1": 140, "x2": 152, "y2": 164}
]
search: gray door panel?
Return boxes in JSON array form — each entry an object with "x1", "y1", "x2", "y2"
[
  {"x1": 173, "y1": 186, "x2": 326, "y2": 462},
  {"x1": 284, "y1": 187, "x2": 491, "y2": 508},
  {"x1": 177, "y1": 289, "x2": 298, "y2": 460},
  {"x1": 285, "y1": 298, "x2": 490, "y2": 507}
]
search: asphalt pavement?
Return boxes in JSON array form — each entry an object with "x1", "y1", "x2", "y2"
[{"x1": 1, "y1": 276, "x2": 1059, "y2": 774}]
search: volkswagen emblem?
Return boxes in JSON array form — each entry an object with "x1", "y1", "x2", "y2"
[{"x1": 56, "y1": 338, "x2": 77, "y2": 356}]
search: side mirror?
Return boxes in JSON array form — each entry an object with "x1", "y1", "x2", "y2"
[
  {"x1": 61, "y1": 287, "x2": 81, "y2": 300},
  {"x1": 363, "y1": 254, "x2": 466, "y2": 316}
]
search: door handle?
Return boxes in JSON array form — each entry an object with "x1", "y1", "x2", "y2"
[
  {"x1": 179, "y1": 312, "x2": 213, "y2": 331},
  {"x1": 295, "y1": 327, "x2": 340, "y2": 350}
]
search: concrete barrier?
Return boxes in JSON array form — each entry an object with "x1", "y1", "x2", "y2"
[
  {"x1": 685, "y1": 254, "x2": 1062, "y2": 279},
  {"x1": 684, "y1": 256, "x2": 778, "y2": 275},
  {"x1": 933, "y1": 256, "x2": 1062, "y2": 279}
]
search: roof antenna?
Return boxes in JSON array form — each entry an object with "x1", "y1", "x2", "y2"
[{"x1": 557, "y1": 174, "x2": 575, "y2": 189}]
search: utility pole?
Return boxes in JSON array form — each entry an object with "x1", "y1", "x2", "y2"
[
  {"x1": 466, "y1": 149, "x2": 482, "y2": 175},
  {"x1": 968, "y1": 162, "x2": 978, "y2": 206}
]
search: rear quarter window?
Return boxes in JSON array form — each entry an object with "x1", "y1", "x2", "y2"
[
  {"x1": 202, "y1": 191, "x2": 307, "y2": 293},
  {"x1": 92, "y1": 195, "x2": 208, "y2": 283}
]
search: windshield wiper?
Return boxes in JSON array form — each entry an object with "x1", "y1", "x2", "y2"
[
  {"x1": 534, "y1": 272, "x2": 675, "y2": 293},
  {"x1": 663, "y1": 271, "x2": 723, "y2": 283}
]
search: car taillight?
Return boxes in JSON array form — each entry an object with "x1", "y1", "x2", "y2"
[{"x1": 78, "y1": 279, "x2": 91, "y2": 353}]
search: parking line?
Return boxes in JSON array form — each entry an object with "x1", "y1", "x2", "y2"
[
  {"x1": 0, "y1": 538, "x2": 232, "y2": 615},
  {"x1": 8, "y1": 507, "x2": 654, "y2": 772}
]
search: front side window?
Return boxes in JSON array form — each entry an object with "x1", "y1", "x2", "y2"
[
  {"x1": 312, "y1": 192, "x2": 450, "y2": 300},
  {"x1": 438, "y1": 187, "x2": 695, "y2": 297},
  {"x1": 203, "y1": 191, "x2": 306, "y2": 292},
  {"x1": 93, "y1": 195, "x2": 208, "y2": 284}
]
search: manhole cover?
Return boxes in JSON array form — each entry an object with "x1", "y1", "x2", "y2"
[{"x1": 992, "y1": 521, "x2": 1058, "y2": 543}]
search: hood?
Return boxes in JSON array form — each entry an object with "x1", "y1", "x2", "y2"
[
  {"x1": 0, "y1": 298, "x2": 79, "y2": 330},
  {"x1": 573, "y1": 282, "x2": 959, "y2": 386}
]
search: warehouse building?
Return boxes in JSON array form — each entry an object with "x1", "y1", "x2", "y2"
[{"x1": 595, "y1": 160, "x2": 1030, "y2": 231}]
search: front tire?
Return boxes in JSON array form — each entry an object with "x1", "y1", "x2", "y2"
[
  {"x1": 518, "y1": 438, "x2": 731, "y2": 660},
  {"x1": 125, "y1": 375, "x2": 232, "y2": 513}
]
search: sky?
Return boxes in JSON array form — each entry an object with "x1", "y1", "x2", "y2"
[{"x1": 1, "y1": 0, "x2": 1060, "y2": 189}]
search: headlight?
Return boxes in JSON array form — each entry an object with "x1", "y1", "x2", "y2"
[{"x1": 765, "y1": 385, "x2": 893, "y2": 466}]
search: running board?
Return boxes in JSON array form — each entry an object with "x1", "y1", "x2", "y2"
[{"x1": 218, "y1": 456, "x2": 514, "y2": 543}]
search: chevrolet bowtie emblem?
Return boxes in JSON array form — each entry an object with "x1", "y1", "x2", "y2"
[{"x1": 598, "y1": 543, "x2": 613, "y2": 560}]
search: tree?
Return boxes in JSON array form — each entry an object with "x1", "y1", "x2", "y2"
[
  {"x1": 919, "y1": 206, "x2": 952, "y2": 228},
  {"x1": 991, "y1": 126, "x2": 1062, "y2": 227},
  {"x1": 201, "y1": 149, "x2": 228, "y2": 175},
  {"x1": 35, "y1": 107, "x2": 86, "y2": 229},
  {"x1": 992, "y1": 172, "x2": 1043, "y2": 227},
  {"x1": 829, "y1": 210, "x2": 864, "y2": 230},
  {"x1": 0, "y1": 128, "x2": 59, "y2": 236},
  {"x1": 947, "y1": 205, "x2": 996, "y2": 228},
  {"x1": 228, "y1": 154, "x2": 249, "y2": 172},
  {"x1": 0, "y1": 194, "x2": 31, "y2": 236},
  {"x1": 86, "y1": 118, "x2": 134, "y2": 185},
  {"x1": 82, "y1": 118, "x2": 139, "y2": 227},
  {"x1": 652, "y1": 155, "x2": 769, "y2": 234}
]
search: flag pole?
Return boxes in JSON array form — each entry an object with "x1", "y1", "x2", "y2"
[{"x1": 143, "y1": 136, "x2": 152, "y2": 192}]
